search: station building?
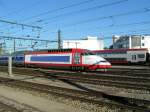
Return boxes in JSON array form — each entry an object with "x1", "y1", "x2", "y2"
[
  {"x1": 113, "y1": 35, "x2": 150, "y2": 49},
  {"x1": 63, "y1": 36, "x2": 104, "y2": 50}
]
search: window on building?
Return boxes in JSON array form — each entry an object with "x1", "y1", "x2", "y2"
[
  {"x1": 142, "y1": 43, "x2": 145, "y2": 46},
  {"x1": 142, "y1": 37, "x2": 144, "y2": 40}
]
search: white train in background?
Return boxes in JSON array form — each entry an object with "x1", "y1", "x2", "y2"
[{"x1": 93, "y1": 48, "x2": 150, "y2": 65}]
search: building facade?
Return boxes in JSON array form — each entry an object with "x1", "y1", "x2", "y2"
[
  {"x1": 63, "y1": 36, "x2": 104, "y2": 50},
  {"x1": 113, "y1": 35, "x2": 150, "y2": 49}
]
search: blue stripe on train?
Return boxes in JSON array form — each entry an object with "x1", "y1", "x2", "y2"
[
  {"x1": 30, "y1": 56, "x2": 70, "y2": 62},
  {"x1": 13, "y1": 56, "x2": 24, "y2": 62},
  {"x1": 0, "y1": 57, "x2": 8, "y2": 60}
]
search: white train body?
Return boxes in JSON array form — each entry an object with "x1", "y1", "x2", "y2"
[
  {"x1": 94, "y1": 48, "x2": 150, "y2": 65},
  {"x1": 24, "y1": 48, "x2": 111, "y2": 70},
  {"x1": 127, "y1": 50, "x2": 148, "y2": 63}
]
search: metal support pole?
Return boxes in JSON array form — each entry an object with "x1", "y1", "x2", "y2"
[
  {"x1": 58, "y1": 30, "x2": 61, "y2": 49},
  {"x1": 129, "y1": 36, "x2": 132, "y2": 49},
  {"x1": 14, "y1": 39, "x2": 16, "y2": 52},
  {"x1": 8, "y1": 51, "x2": 13, "y2": 77}
]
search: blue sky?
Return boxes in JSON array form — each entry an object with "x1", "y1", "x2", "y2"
[{"x1": 0, "y1": 0, "x2": 150, "y2": 50}]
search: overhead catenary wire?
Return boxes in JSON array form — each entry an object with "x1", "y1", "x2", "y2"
[
  {"x1": 8, "y1": 0, "x2": 128, "y2": 36},
  {"x1": 102, "y1": 27, "x2": 150, "y2": 38},
  {"x1": 35, "y1": 0, "x2": 128, "y2": 23},
  {"x1": 96, "y1": 20, "x2": 150, "y2": 29},
  {"x1": 48, "y1": 6, "x2": 150, "y2": 29},
  {"x1": 20, "y1": 0, "x2": 96, "y2": 22},
  {"x1": 0, "y1": 17, "x2": 42, "y2": 39},
  {"x1": 0, "y1": 0, "x2": 96, "y2": 37},
  {"x1": 57, "y1": 21, "x2": 150, "y2": 41},
  {"x1": 11, "y1": 0, "x2": 130, "y2": 36},
  {"x1": 79, "y1": 20, "x2": 150, "y2": 31},
  {"x1": 0, "y1": 36, "x2": 57, "y2": 42},
  {"x1": 0, "y1": 19, "x2": 42, "y2": 29},
  {"x1": 0, "y1": 0, "x2": 43, "y2": 31},
  {"x1": 38, "y1": 6, "x2": 150, "y2": 36},
  {"x1": 65, "y1": 27, "x2": 150, "y2": 40},
  {"x1": 1, "y1": 0, "x2": 150, "y2": 44},
  {"x1": 40, "y1": 19, "x2": 150, "y2": 35},
  {"x1": 41, "y1": 7, "x2": 150, "y2": 34}
]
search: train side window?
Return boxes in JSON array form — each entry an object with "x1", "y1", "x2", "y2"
[{"x1": 138, "y1": 54, "x2": 145, "y2": 58}]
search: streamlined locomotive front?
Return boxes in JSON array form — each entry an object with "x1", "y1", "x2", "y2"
[{"x1": 81, "y1": 52, "x2": 111, "y2": 70}]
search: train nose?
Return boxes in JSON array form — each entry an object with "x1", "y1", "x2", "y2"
[
  {"x1": 107, "y1": 62, "x2": 111, "y2": 66},
  {"x1": 99, "y1": 61, "x2": 112, "y2": 68},
  {"x1": 106, "y1": 62, "x2": 112, "y2": 68}
]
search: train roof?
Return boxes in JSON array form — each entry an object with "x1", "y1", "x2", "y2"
[
  {"x1": 93, "y1": 48, "x2": 149, "y2": 53},
  {"x1": 25, "y1": 48, "x2": 90, "y2": 54},
  {"x1": 33, "y1": 48, "x2": 73, "y2": 52},
  {"x1": 12, "y1": 50, "x2": 30, "y2": 54}
]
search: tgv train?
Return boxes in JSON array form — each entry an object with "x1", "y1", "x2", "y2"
[
  {"x1": 93, "y1": 48, "x2": 150, "y2": 65},
  {"x1": 0, "y1": 49, "x2": 111, "y2": 71}
]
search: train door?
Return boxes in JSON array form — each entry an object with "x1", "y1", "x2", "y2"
[
  {"x1": 128, "y1": 51, "x2": 146, "y2": 63},
  {"x1": 131, "y1": 55, "x2": 137, "y2": 62},
  {"x1": 74, "y1": 52, "x2": 81, "y2": 64},
  {"x1": 127, "y1": 51, "x2": 138, "y2": 63},
  {"x1": 72, "y1": 52, "x2": 81, "y2": 70}
]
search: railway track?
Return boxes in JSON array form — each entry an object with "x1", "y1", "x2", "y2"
[
  {"x1": 1, "y1": 65, "x2": 150, "y2": 78},
  {"x1": 39, "y1": 72, "x2": 150, "y2": 91},
  {"x1": 107, "y1": 69, "x2": 150, "y2": 77},
  {"x1": 0, "y1": 95, "x2": 43, "y2": 112},
  {"x1": 1, "y1": 65, "x2": 150, "y2": 77},
  {"x1": 0, "y1": 102, "x2": 20, "y2": 112},
  {"x1": 0, "y1": 76, "x2": 149, "y2": 111},
  {"x1": 0, "y1": 66, "x2": 150, "y2": 91},
  {"x1": 107, "y1": 67, "x2": 150, "y2": 77},
  {"x1": 30, "y1": 68, "x2": 150, "y2": 91}
]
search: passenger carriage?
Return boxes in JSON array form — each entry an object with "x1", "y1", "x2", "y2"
[
  {"x1": 0, "y1": 55, "x2": 8, "y2": 65},
  {"x1": 93, "y1": 48, "x2": 150, "y2": 65}
]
